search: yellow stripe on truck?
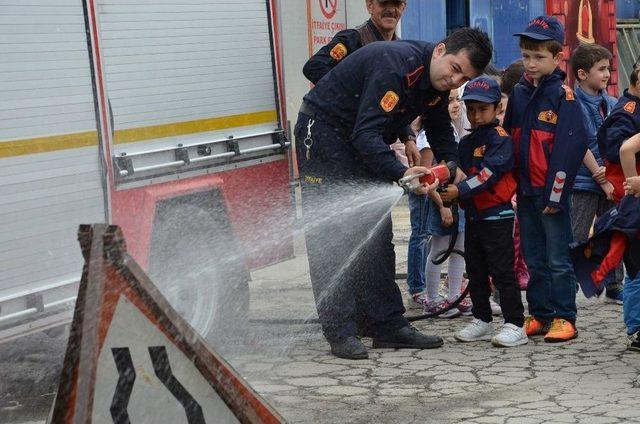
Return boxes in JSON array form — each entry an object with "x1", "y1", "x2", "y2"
[
  {"x1": 114, "y1": 110, "x2": 278, "y2": 144},
  {"x1": 0, "y1": 131, "x2": 98, "y2": 158},
  {"x1": 0, "y1": 110, "x2": 278, "y2": 158}
]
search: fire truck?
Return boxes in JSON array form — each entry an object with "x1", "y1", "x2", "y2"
[{"x1": 0, "y1": 0, "x2": 293, "y2": 341}]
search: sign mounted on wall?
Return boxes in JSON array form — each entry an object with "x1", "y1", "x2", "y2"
[{"x1": 307, "y1": 0, "x2": 348, "y2": 55}]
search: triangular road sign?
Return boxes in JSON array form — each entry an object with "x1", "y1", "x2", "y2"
[{"x1": 48, "y1": 224, "x2": 283, "y2": 424}]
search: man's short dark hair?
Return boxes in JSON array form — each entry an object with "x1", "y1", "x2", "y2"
[
  {"x1": 570, "y1": 44, "x2": 612, "y2": 79},
  {"x1": 519, "y1": 36, "x2": 562, "y2": 56},
  {"x1": 500, "y1": 59, "x2": 525, "y2": 95},
  {"x1": 440, "y1": 27, "x2": 493, "y2": 73}
]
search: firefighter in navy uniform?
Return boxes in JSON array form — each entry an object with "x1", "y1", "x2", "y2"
[
  {"x1": 295, "y1": 28, "x2": 493, "y2": 359},
  {"x1": 303, "y1": 1, "x2": 420, "y2": 162},
  {"x1": 302, "y1": 0, "x2": 407, "y2": 85}
]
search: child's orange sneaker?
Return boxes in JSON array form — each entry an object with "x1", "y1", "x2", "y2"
[
  {"x1": 524, "y1": 316, "x2": 549, "y2": 336},
  {"x1": 544, "y1": 318, "x2": 578, "y2": 343}
]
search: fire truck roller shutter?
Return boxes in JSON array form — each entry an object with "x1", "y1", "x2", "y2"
[
  {"x1": 96, "y1": 0, "x2": 282, "y2": 183},
  {"x1": 0, "y1": 0, "x2": 106, "y2": 326}
]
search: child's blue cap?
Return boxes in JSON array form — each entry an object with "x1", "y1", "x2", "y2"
[
  {"x1": 513, "y1": 16, "x2": 564, "y2": 45},
  {"x1": 460, "y1": 76, "x2": 501, "y2": 104}
]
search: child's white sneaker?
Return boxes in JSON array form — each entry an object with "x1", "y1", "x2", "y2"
[
  {"x1": 454, "y1": 318, "x2": 494, "y2": 342},
  {"x1": 492, "y1": 323, "x2": 528, "y2": 347}
]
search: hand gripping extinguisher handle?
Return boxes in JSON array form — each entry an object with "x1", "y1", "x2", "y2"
[
  {"x1": 445, "y1": 161, "x2": 458, "y2": 185},
  {"x1": 435, "y1": 161, "x2": 460, "y2": 206}
]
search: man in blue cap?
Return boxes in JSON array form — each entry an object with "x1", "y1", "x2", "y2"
[
  {"x1": 503, "y1": 16, "x2": 588, "y2": 343},
  {"x1": 439, "y1": 76, "x2": 526, "y2": 347}
]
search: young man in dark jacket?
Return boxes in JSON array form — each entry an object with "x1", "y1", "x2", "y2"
[
  {"x1": 503, "y1": 16, "x2": 588, "y2": 342},
  {"x1": 295, "y1": 28, "x2": 492, "y2": 359},
  {"x1": 440, "y1": 77, "x2": 526, "y2": 347}
]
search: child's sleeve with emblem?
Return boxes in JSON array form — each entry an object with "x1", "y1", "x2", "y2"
[
  {"x1": 545, "y1": 86, "x2": 588, "y2": 209},
  {"x1": 598, "y1": 104, "x2": 637, "y2": 164},
  {"x1": 457, "y1": 128, "x2": 514, "y2": 199}
]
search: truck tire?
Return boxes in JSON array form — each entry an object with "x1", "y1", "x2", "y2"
[{"x1": 147, "y1": 190, "x2": 251, "y2": 342}]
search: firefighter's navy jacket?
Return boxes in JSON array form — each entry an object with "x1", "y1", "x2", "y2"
[
  {"x1": 456, "y1": 120, "x2": 517, "y2": 221},
  {"x1": 503, "y1": 68, "x2": 588, "y2": 210},
  {"x1": 302, "y1": 40, "x2": 457, "y2": 182},
  {"x1": 303, "y1": 19, "x2": 396, "y2": 84},
  {"x1": 596, "y1": 89, "x2": 640, "y2": 202}
]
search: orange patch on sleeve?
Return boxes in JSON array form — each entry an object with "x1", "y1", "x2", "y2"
[
  {"x1": 473, "y1": 146, "x2": 486, "y2": 157},
  {"x1": 624, "y1": 101, "x2": 636, "y2": 114},
  {"x1": 329, "y1": 43, "x2": 348, "y2": 61},
  {"x1": 380, "y1": 91, "x2": 400, "y2": 113},
  {"x1": 495, "y1": 126, "x2": 508, "y2": 137}
]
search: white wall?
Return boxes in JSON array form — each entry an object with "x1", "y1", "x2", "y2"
[
  {"x1": 345, "y1": 0, "x2": 370, "y2": 27},
  {"x1": 278, "y1": 0, "x2": 311, "y2": 132},
  {"x1": 279, "y1": 0, "x2": 373, "y2": 131}
]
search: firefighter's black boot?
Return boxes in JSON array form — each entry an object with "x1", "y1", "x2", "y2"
[
  {"x1": 372, "y1": 324, "x2": 444, "y2": 349},
  {"x1": 329, "y1": 336, "x2": 368, "y2": 360}
]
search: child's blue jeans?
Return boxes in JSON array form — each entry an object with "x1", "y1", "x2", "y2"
[
  {"x1": 518, "y1": 194, "x2": 577, "y2": 323},
  {"x1": 624, "y1": 273, "x2": 640, "y2": 335},
  {"x1": 407, "y1": 192, "x2": 430, "y2": 295}
]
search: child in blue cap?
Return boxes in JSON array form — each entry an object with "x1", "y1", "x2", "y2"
[
  {"x1": 503, "y1": 16, "x2": 588, "y2": 342},
  {"x1": 440, "y1": 76, "x2": 527, "y2": 347}
]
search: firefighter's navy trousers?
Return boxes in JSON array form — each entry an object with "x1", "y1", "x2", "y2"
[{"x1": 294, "y1": 113, "x2": 408, "y2": 342}]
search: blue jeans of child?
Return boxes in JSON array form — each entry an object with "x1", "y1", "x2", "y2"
[
  {"x1": 518, "y1": 194, "x2": 577, "y2": 323},
  {"x1": 624, "y1": 274, "x2": 640, "y2": 335},
  {"x1": 407, "y1": 192, "x2": 430, "y2": 295}
]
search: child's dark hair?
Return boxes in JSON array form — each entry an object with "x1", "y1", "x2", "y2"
[
  {"x1": 500, "y1": 60, "x2": 525, "y2": 95},
  {"x1": 519, "y1": 36, "x2": 562, "y2": 56},
  {"x1": 440, "y1": 27, "x2": 493, "y2": 74},
  {"x1": 630, "y1": 66, "x2": 640, "y2": 87},
  {"x1": 570, "y1": 44, "x2": 612, "y2": 79}
]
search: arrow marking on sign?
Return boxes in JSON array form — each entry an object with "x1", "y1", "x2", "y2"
[
  {"x1": 149, "y1": 346, "x2": 206, "y2": 424},
  {"x1": 110, "y1": 347, "x2": 136, "y2": 424}
]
